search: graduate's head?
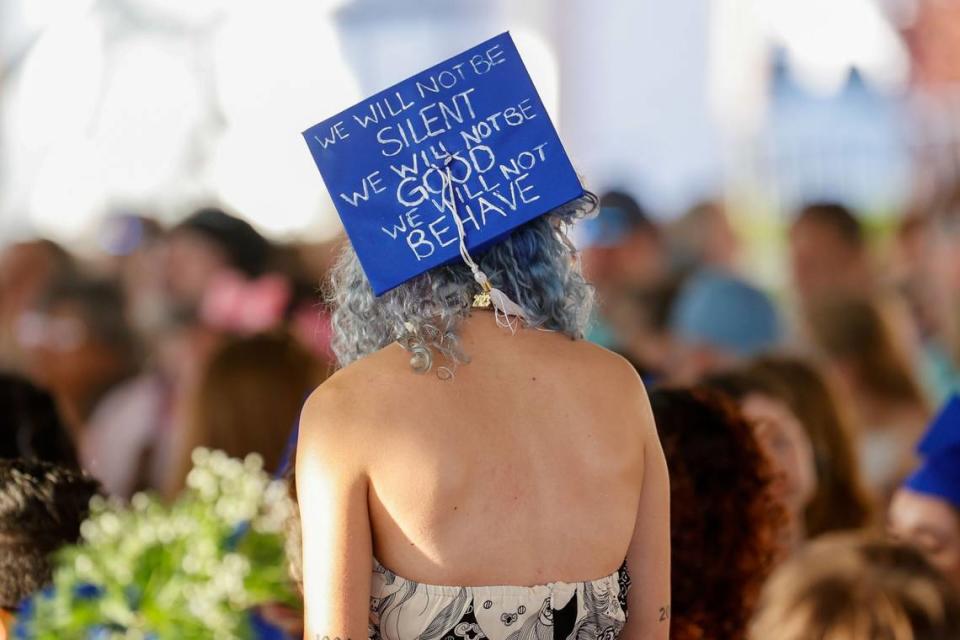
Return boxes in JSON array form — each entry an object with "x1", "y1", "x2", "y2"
[
  {"x1": 304, "y1": 34, "x2": 597, "y2": 373},
  {"x1": 889, "y1": 396, "x2": 960, "y2": 588},
  {"x1": 327, "y1": 193, "x2": 596, "y2": 370}
]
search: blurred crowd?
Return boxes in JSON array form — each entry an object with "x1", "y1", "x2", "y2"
[
  {"x1": 3, "y1": 179, "x2": 960, "y2": 637},
  {"x1": 577, "y1": 181, "x2": 960, "y2": 637},
  {"x1": 0, "y1": 207, "x2": 337, "y2": 501}
]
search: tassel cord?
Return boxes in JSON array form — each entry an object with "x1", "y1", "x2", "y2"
[{"x1": 440, "y1": 157, "x2": 529, "y2": 332}]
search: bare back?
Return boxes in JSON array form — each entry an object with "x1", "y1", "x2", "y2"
[
  {"x1": 298, "y1": 313, "x2": 670, "y2": 639},
  {"x1": 353, "y1": 316, "x2": 647, "y2": 585}
]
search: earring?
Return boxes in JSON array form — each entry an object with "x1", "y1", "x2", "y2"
[{"x1": 409, "y1": 343, "x2": 432, "y2": 374}]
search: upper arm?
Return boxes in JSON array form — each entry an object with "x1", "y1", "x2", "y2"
[
  {"x1": 296, "y1": 387, "x2": 373, "y2": 640},
  {"x1": 620, "y1": 381, "x2": 671, "y2": 640}
]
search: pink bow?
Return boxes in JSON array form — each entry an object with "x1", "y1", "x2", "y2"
[{"x1": 200, "y1": 271, "x2": 291, "y2": 335}]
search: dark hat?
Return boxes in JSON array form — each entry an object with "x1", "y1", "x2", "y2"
[{"x1": 175, "y1": 207, "x2": 270, "y2": 277}]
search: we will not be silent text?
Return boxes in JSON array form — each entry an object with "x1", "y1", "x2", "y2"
[{"x1": 312, "y1": 42, "x2": 555, "y2": 262}]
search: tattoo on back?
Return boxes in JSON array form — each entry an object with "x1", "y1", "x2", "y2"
[{"x1": 658, "y1": 605, "x2": 671, "y2": 622}]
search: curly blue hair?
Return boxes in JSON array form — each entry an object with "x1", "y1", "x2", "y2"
[{"x1": 327, "y1": 192, "x2": 597, "y2": 372}]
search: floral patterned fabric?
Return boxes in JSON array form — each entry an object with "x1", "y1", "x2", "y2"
[{"x1": 369, "y1": 559, "x2": 630, "y2": 640}]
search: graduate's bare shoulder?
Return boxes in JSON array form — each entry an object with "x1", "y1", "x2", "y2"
[
  {"x1": 558, "y1": 338, "x2": 656, "y2": 434},
  {"x1": 298, "y1": 344, "x2": 411, "y2": 454},
  {"x1": 561, "y1": 337, "x2": 647, "y2": 390},
  {"x1": 317, "y1": 342, "x2": 411, "y2": 394}
]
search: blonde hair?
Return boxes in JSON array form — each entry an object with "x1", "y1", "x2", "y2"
[
  {"x1": 806, "y1": 295, "x2": 927, "y2": 408},
  {"x1": 743, "y1": 355, "x2": 874, "y2": 536},
  {"x1": 751, "y1": 534, "x2": 960, "y2": 640},
  {"x1": 167, "y1": 331, "x2": 324, "y2": 498}
]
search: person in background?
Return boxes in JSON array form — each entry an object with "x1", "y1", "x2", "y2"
[
  {"x1": 923, "y1": 182, "x2": 960, "y2": 401},
  {"x1": 18, "y1": 277, "x2": 140, "y2": 438},
  {"x1": 164, "y1": 330, "x2": 323, "y2": 499},
  {"x1": 0, "y1": 240, "x2": 75, "y2": 372},
  {"x1": 575, "y1": 190, "x2": 666, "y2": 351},
  {"x1": 667, "y1": 198, "x2": 739, "y2": 275},
  {"x1": 788, "y1": 201, "x2": 873, "y2": 305},
  {"x1": 891, "y1": 212, "x2": 939, "y2": 345},
  {"x1": 269, "y1": 242, "x2": 336, "y2": 360},
  {"x1": 806, "y1": 295, "x2": 930, "y2": 500},
  {"x1": 750, "y1": 534, "x2": 960, "y2": 640},
  {"x1": 613, "y1": 278, "x2": 682, "y2": 383},
  {"x1": 743, "y1": 355, "x2": 874, "y2": 535},
  {"x1": 96, "y1": 212, "x2": 169, "y2": 340},
  {"x1": 159, "y1": 244, "x2": 333, "y2": 500},
  {"x1": 577, "y1": 190, "x2": 665, "y2": 295},
  {"x1": 163, "y1": 206, "x2": 272, "y2": 308},
  {"x1": 16, "y1": 276, "x2": 168, "y2": 498},
  {"x1": 0, "y1": 459, "x2": 100, "y2": 632},
  {"x1": 0, "y1": 373, "x2": 78, "y2": 468},
  {"x1": 668, "y1": 271, "x2": 782, "y2": 383},
  {"x1": 650, "y1": 387, "x2": 784, "y2": 640},
  {"x1": 703, "y1": 370, "x2": 817, "y2": 554},
  {"x1": 889, "y1": 395, "x2": 960, "y2": 589}
]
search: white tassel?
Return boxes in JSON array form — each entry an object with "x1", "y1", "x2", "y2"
[
  {"x1": 489, "y1": 286, "x2": 528, "y2": 332},
  {"x1": 441, "y1": 158, "x2": 530, "y2": 331}
]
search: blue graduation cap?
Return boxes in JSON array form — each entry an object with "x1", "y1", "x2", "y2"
[
  {"x1": 902, "y1": 395, "x2": 960, "y2": 509},
  {"x1": 916, "y1": 395, "x2": 960, "y2": 456},
  {"x1": 904, "y1": 445, "x2": 960, "y2": 510},
  {"x1": 302, "y1": 32, "x2": 583, "y2": 297}
]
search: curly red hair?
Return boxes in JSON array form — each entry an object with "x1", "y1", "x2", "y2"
[{"x1": 650, "y1": 387, "x2": 785, "y2": 640}]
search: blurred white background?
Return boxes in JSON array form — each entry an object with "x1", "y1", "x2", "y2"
[{"x1": 0, "y1": 0, "x2": 948, "y2": 247}]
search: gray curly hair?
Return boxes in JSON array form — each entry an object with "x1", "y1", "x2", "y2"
[{"x1": 327, "y1": 192, "x2": 597, "y2": 374}]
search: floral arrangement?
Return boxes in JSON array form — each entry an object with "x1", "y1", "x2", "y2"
[{"x1": 15, "y1": 448, "x2": 300, "y2": 639}]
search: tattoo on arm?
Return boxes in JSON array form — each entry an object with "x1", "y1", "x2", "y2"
[{"x1": 658, "y1": 605, "x2": 671, "y2": 622}]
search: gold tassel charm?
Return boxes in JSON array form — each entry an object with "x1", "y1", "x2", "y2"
[
  {"x1": 439, "y1": 157, "x2": 528, "y2": 327},
  {"x1": 472, "y1": 280, "x2": 492, "y2": 309}
]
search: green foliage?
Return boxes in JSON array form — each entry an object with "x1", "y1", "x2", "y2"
[{"x1": 18, "y1": 449, "x2": 299, "y2": 640}]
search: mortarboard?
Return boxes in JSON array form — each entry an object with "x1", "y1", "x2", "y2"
[
  {"x1": 915, "y1": 394, "x2": 960, "y2": 457},
  {"x1": 904, "y1": 444, "x2": 960, "y2": 510},
  {"x1": 302, "y1": 32, "x2": 583, "y2": 307},
  {"x1": 902, "y1": 395, "x2": 960, "y2": 509}
]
